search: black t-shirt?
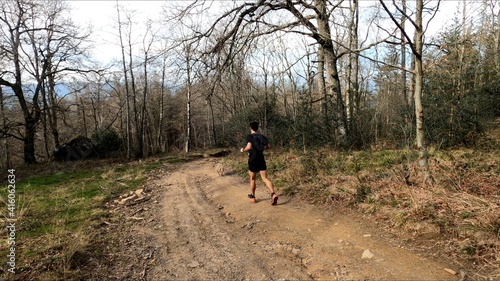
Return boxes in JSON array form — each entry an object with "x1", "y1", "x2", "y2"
[
  {"x1": 246, "y1": 134, "x2": 266, "y2": 163},
  {"x1": 245, "y1": 134, "x2": 268, "y2": 173}
]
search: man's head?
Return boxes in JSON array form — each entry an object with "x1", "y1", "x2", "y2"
[{"x1": 249, "y1": 121, "x2": 259, "y2": 132}]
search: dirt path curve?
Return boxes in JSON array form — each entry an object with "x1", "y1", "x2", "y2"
[{"x1": 146, "y1": 159, "x2": 456, "y2": 280}]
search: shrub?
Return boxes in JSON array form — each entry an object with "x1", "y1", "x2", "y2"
[{"x1": 92, "y1": 130, "x2": 123, "y2": 156}]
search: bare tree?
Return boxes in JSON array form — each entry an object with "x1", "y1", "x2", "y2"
[
  {"x1": 0, "y1": 0, "x2": 90, "y2": 163},
  {"x1": 181, "y1": 42, "x2": 195, "y2": 153},
  {"x1": 179, "y1": 0, "x2": 350, "y2": 145},
  {"x1": 155, "y1": 50, "x2": 172, "y2": 152},
  {"x1": 379, "y1": 0, "x2": 440, "y2": 184},
  {"x1": 0, "y1": 0, "x2": 41, "y2": 164},
  {"x1": 115, "y1": 2, "x2": 132, "y2": 159},
  {"x1": 345, "y1": 0, "x2": 360, "y2": 143},
  {"x1": 137, "y1": 19, "x2": 158, "y2": 158},
  {"x1": 42, "y1": 1, "x2": 91, "y2": 151}
]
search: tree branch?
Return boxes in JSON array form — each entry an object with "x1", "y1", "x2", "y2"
[{"x1": 379, "y1": 0, "x2": 418, "y2": 56}]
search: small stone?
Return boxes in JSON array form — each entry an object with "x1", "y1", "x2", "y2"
[
  {"x1": 361, "y1": 249, "x2": 374, "y2": 259},
  {"x1": 363, "y1": 234, "x2": 372, "y2": 238},
  {"x1": 134, "y1": 188, "x2": 144, "y2": 196},
  {"x1": 444, "y1": 268, "x2": 457, "y2": 275},
  {"x1": 187, "y1": 261, "x2": 200, "y2": 268},
  {"x1": 292, "y1": 248, "x2": 301, "y2": 255}
]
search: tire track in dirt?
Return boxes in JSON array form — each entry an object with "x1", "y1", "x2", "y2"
[
  {"x1": 149, "y1": 160, "x2": 310, "y2": 280},
  {"x1": 147, "y1": 159, "x2": 457, "y2": 281}
]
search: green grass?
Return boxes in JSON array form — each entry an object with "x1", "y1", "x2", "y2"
[
  {"x1": 11, "y1": 171, "x2": 109, "y2": 239},
  {"x1": 0, "y1": 157, "x2": 180, "y2": 280}
]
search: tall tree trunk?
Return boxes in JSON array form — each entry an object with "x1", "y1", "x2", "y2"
[
  {"x1": 0, "y1": 25, "x2": 40, "y2": 163},
  {"x1": 48, "y1": 71, "x2": 60, "y2": 148},
  {"x1": 315, "y1": 0, "x2": 347, "y2": 145},
  {"x1": 128, "y1": 31, "x2": 139, "y2": 158},
  {"x1": 185, "y1": 45, "x2": 192, "y2": 153},
  {"x1": 401, "y1": 0, "x2": 410, "y2": 113},
  {"x1": 206, "y1": 96, "x2": 216, "y2": 146},
  {"x1": 380, "y1": 0, "x2": 433, "y2": 183},
  {"x1": 414, "y1": 0, "x2": 432, "y2": 184},
  {"x1": 116, "y1": 3, "x2": 132, "y2": 159},
  {"x1": 317, "y1": 46, "x2": 327, "y2": 121},
  {"x1": 159, "y1": 55, "x2": 167, "y2": 152},
  {"x1": 80, "y1": 98, "x2": 88, "y2": 137},
  {"x1": 263, "y1": 69, "x2": 268, "y2": 135},
  {"x1": 138, "y1": 47, "x2": 149, "y2": 158},
  {"x1": 346, "y1": 0, "x2": 359, "y2": 144},
  {"x1": 24, "y1": 119, "x2": 37, "y2": 164},
  {"x1": 0, "y1": 86, "x2": 11, "y2": 167},
  {"x1": 41, "y1": 80, "x2": 51, "y2": 158}
]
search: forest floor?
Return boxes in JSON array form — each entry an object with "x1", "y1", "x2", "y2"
[
  {"x1": 1, "y1": 149, "x2": 497, "y2": 281},
  {"x1": 80, "y1": 158, "x2": 469, "y2": 281}
]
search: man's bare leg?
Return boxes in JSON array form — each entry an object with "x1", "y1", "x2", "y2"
[
  {"x1": 248, "y1": 171, "x2": 257, "y2": 202},
  {"x1": 259, "y1": 170, "x2": 274, "y2": 193},
  {"x1": 260, "y1": 170, "x2": 278, "y2": 205}
]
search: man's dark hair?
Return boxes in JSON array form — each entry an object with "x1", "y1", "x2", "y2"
[{"x1": 250, "y1": 121, "x2": 259, "y2": 131}]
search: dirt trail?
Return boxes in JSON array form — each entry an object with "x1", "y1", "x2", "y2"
[{"x1": 145, "y1": 159, "x2": 456, "y2": 280}]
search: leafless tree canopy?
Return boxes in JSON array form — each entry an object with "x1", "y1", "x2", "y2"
[{"x1": 0, "y1": 0, "x2": 498, "y2": 166}]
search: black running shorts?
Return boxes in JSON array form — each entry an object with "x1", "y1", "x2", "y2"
[{"x1": 248, "y1": 157, "x2": 267, "y2": 172}]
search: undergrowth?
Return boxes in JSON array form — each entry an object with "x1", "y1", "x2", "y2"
[{"x1": 226, "y1": 146, "x2": 499, "y2": 280}]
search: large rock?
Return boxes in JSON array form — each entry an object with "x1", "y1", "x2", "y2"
[{"x1": 54, "y1": 137, "x2": 97, "y2": 161}]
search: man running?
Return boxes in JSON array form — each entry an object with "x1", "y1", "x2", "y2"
[{"x1": 240, "y1": 121, "x2": 278, "y2": 205}]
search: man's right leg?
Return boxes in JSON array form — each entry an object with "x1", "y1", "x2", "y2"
[
  {"x1": 260, "y1": 170, "x2": 278, "y2": 205},
  {"x1": 259, "y1": 170, "x2": 275, "y2": 194}
]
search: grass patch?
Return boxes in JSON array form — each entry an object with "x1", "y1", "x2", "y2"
[{"x1": 0, "y1": 156, "x2": 181, "y2": 280}]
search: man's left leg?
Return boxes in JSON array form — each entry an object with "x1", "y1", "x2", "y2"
[{"x1": 248, "y1": 170, "x2": 257, "y2": 203}]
